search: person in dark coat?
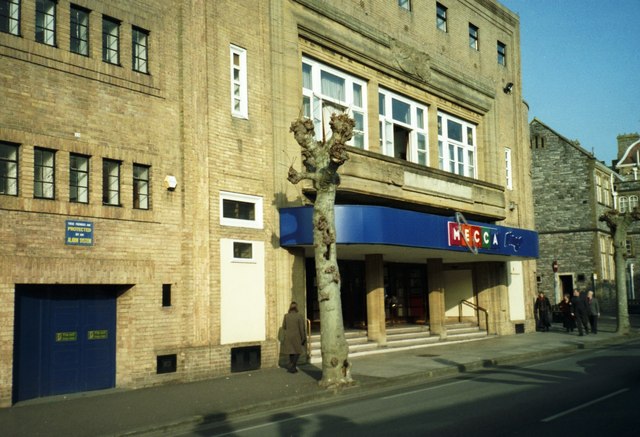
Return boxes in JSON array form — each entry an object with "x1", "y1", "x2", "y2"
[
  {"x1": 570, "y1": 289, "x2": 590, "y2": 336},
  {"x1": 558, "y1": 293, "x2": 575, "y2": 332},
  {"x1": 587, "y1": 290, "x2": 601, "y2": 334},
  {"x1": 534, "y1": 291, "x2": 552, "y2": 331},
  {"x1": 281, "y1": 301, "x2": 306, "y2": 373}
]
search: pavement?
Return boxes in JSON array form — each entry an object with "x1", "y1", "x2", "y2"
[{"x1": 1, "y1": 315, "x2": 639, "y2": 437}]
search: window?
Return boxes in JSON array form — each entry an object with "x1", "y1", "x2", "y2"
[
  {"x1": 469, "y1": 23, "x2": 479, "y2": 50},
  {"x1": 302, "y1": 57, "x2": 367, "y2": 148},
  {"x1": 70, "y1": 4, "x2": 89, "y2": 56},
  {"x1": 596, "y1": 174, "x2": 603, "y2": 204},
  {"x1": 102, "y1": 159, "x2": 120, "y2": 205},
  {"x1": 0, "y1": 0, "x2": 20, "y2": 35},
  {"x1": 230, "y1": 45, "x2": 248, "y2": 118},
  {"x1": 497, "y1": 41, "x2": 506, "y2": 66},
  {"x1": 233, "y1": 241, "x2": 254, "y2": 261},
  {"x1": 620, "y1": 196, "x2": 628, "y2": 213},
  {"x1": 162, "y1": 284, "x2": 171, "y2": 307},
  {"x1": 437, "y1": 112, "x2": 477, "y2": 178},
  {"x1": 436, "y1": 3, "x2": 447, "y2": 32},
  {"x1": 505, "y1": 148, "x2": 512, "y2": 190},
  {"x1": 220, "y1": 191, "x2": 263, "y2": 229},
  {"x1": 629, "y1": 195, "x2": 638, "y2": 212},
  {"x1": 133, "y1": 163, "x2": 149, "y2": 209},
  {"x1": 601, "y1": 235, "x2": 615, "y2": 281},
  {"x1": 0, "y1": 141, "x2": 18, "y2": 196},
  {"x1": 132, "y1": 26, "x2": 149, "y2": 73},
  {"x1": 379, "y1": 89, "x2": 428, "y2": 165},
  {"x1": 602, "y1": 178, "x2": 611, "y2": 207},
  {"x1": 102, "y1": 16, "x2": 119, "y2": 64},
  {"x1": 70, "y1": 153, "x2": 89, "y2": 203},
  {"x1": 398, "y1": 0, "x2": 411, "y2": 11},
  {"x1": 34, "y1": 147, "x2": 55, "y2": 199},
  {"x1": 35, "y1": 0, "x2": 55, "y2": 46}
]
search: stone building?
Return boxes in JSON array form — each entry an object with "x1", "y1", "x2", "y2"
[
  {"x1": 530, "y1": 119, "x2": 616, "y2": 308},
  {"x1": 614, "y1": 133, "x2": 640, "y2": 300},
  {"x1": 0, "y1": 0, "x2": 537, "y2": 406}
]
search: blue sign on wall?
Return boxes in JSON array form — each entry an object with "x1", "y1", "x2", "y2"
[{"x1": 65, "y1": 220, "x2": 94, "y2": 246}]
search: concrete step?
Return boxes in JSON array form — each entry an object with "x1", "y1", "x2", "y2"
[{"x1": 308, "y1": 323, "x2": 487, "y2": 363}]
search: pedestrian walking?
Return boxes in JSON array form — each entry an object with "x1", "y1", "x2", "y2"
[
  {"x1": 570, "y1": 289, "x2": 590, "y2": 336},
  {"x1": 281, "y1": 301, "x2": 307, "y2": 373},
  {"x1": 558, "y1": 293, "x2": 575, "y2": 332},
  {"x1": 587, "y1": 290, "x2": 600, "y2": 334},
  {"x1": 534, "y1": 291, "x2": 552, "y2": 332}
]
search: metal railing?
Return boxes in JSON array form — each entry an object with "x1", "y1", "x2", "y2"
[{"x1": 459, "y1": 299, "x2": 489, "y2": 332}]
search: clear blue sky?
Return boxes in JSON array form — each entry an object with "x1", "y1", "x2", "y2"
[{"x1": 499, "y1": 0, "x2": 640, "y2": 165}]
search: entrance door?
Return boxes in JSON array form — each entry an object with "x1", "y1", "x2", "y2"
[
  {"x1": 385, "y1": 263, "x2": 428, "y2": 324},
  {"x1": 13, "y1": 285, "x2": 117, "y2": 403}
]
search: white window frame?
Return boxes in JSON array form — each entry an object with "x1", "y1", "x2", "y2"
[
  {"x1": 34, "y1": 147, "x2": 55, "y2": 199},
  {"x1": 620, "y1": 196, "x2": 628, "y2": 213},
  {"x1": 230, "y1": 45, "x2": 248, "y2": 118},
  {"x1": 596, "y1": 174, "x2": 603, "y2": 204},
  {"x1": 302, "y1": 57, "x2": 368, "y2": 149},
  {"x1": 437, "y1": 111, "x2": 477, "y2": 178},
  {"x1": 629, "y1": 195, "x2": 638, "y2": 212},
  {"x1": 220, "y1": 191, "x2": 263, "y2": 229},
  {"x1": 0, "y1": 141, "x2": 19, "y2": 196},
  {"x1": 505, "y1": 147, "x2": 512, "y2": 190},
  {"x1": 378, "y1": 88, "x2": 428, "y2": 165}
]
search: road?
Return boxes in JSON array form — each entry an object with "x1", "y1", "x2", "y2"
[{"x1": 174, "y1": 338, "x2": 640, "y2": 436}]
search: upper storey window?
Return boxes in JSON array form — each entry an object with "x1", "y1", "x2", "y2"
[
  {"x1": 497, "y1": 41, "x2": 507, "y2": 66},
  {"x1": 438, "y1": 112, "x2": 477, "y2": 178},
  {"x1": 436, "y1": 3, "x2": 447, "y2": 32},
  {"x1": 35, "y1": 0, "x2": 56, "y2": 46},
  {"x1": 132, "y1": 26, "x2": 149, "y2": 73},
  {"x1": 230, "y1": 45, "x2": 248, "y2": 118},
  {"x1": 379, "y1": 89, "x2": 428, "y2": 165},
  {"x1": 102, "y1": 16, "x2": 120, "y2": 65},
  {"x1": 70, "y1": 4, "x2": 89, "y2": 56},
  {"x1": 0, "y1": 0, "x2": 20, "y2": 35},
  {"x1": 469, "y1": 23, "x2": 479, "y2": 50},
  {"x1": 398, "y1": 0, "x2": 411, "y2": 11},
  {"x1": 0, "y1": 141, "x2": 18, "y2": 196},
  {"x1": 302, "y1": 57, "x2": 367, "y2": 149}
]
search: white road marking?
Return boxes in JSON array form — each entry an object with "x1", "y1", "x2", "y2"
[
  {"x1": 381, "y1": 379, "x2": 470, "y2": 400},
  {"x1": 541, "y1": 388, "x2": 630, "y2": 422}
]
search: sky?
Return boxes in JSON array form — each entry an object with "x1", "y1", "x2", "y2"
[{"x1": 498, "y1": 0, "x2": 640, "y2": 165}]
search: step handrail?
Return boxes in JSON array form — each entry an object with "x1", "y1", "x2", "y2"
[{"x1": 459, "y1": 299, "x2": 489, "y2": 332}]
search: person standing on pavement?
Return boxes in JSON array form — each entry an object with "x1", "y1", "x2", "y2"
[
  {"x1": 558, "y1": 293, "x2": 575, "y2": 332},
  {"x1": 281, "y1": 301, "x2": 307, "y2": 373},
  {"x1": 570, "y1": 289, "x2": 590, "y2": 336},
  {"x1": 534, "y1": 291, "x2": 552, "y2": 332},
  {"x1": 587, "y1": 290, "x2": 601, "y2": 334}
]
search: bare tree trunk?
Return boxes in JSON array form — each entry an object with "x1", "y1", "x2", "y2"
[
  {"x1": 600, "y1": 210, "x2": 639, "y2": 334},
  {"x1": 314, "y1": 185, "x2": 352, "y2": 387},
  {"x1": 287, "y1": 114, "x2": 355, "y2": 388}
]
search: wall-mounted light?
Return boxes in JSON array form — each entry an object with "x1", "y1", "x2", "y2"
[
  {"x1": 503, "y1": 82, "x2": 514, "y2": 94},
  {"x1": 164, "y1": 175, "x2": 178, "y2": 191},
  {"x1": 509, "y1": 201, "x2": 517, "y2": 211}
]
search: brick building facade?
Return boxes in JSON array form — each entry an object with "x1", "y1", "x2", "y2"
[
  {"x1": 530, "y1": 119, "x2": 616, "y2": 308},
  {"x1": 1, "y1": 0, "x2": 538, "y2": 406}
]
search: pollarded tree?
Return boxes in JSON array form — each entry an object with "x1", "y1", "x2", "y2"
[
  {"x1": 287, "y1": 113, "x2": 354, "y2": 388},
  {"x1": 599, "y1": 209, "x2": 640, "y2": 334}
]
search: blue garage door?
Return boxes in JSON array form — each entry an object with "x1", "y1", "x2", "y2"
[{"x1": 13, "y1": 285, "x2": 117, "y2": 403}]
